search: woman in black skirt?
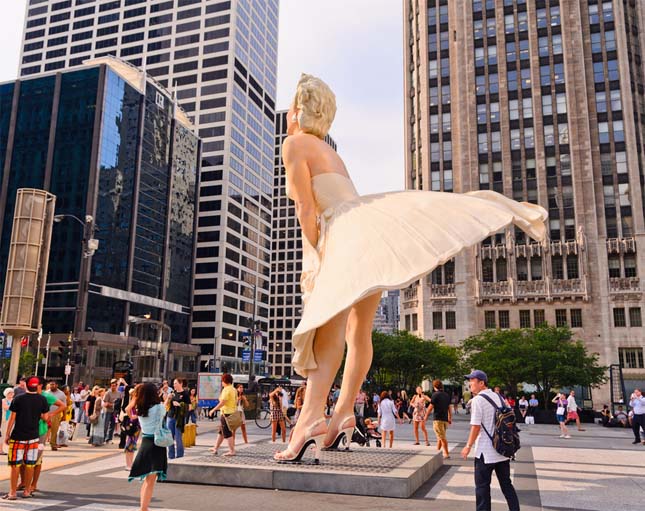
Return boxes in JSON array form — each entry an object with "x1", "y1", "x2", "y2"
[{"x1": 126, "y1": 383, "x2": 167, "y2": 511}]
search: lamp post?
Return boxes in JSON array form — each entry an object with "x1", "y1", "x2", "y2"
[
  {"x1": 225, "y1": 278, "x2": 259, "y2": 380},
  {"x1": 53, "y1": 214, "x2": 98, "y2": 385}
]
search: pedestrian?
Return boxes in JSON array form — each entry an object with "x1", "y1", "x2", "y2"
[
  {"x1": 235, "y1": 384, "x2": 249, "y2": 444},
  {"x1": 463, "y1": 388, "x2": 472, "y2": 415},
  {"x1": 410, "y1": 386, "x2": 430, "y2": 446},
  {"x1": 85, "y1": 386, "x2": 98, "y2": 438},
  {"x1": 71, "y1": 385, "x2": 83, "y2": 425},
  {"x1": 565, "y1": 390, "x2": 585, "y2": 431},
  {"x1": 518, "y1": 396, "x2": 528, "y2": 422},
  {"x1": 372, "y1": 391, "x2": 380, "y2": 414},
  {"x1": 89, "y1": 388, "x2": 107, "y2": 447},
  {"x1": 354, "y1": 388, "x2": 366, "y2": 417},
  {"x1": 127, "y1": 383, "x2": 168, "y2": 511},
  {"x1": 165, "y1": 378, "x2": 190, "y2": 459},
  {"x1": 526, "y1": 394, "x2": 538, "y2": 425},
  {"x1": 209, "y1": 373, "x2": 238, "y2": 456},
  {"x1": 2, "y1": 377, "x2": 50, "y2": 500},
  {"x1": 269, "y1": 387, "x2": 287, "y2": 443},
  {"x1": 628, "y1": 388, "x2": 645, "y2": 445},
  {"x1": 426, "y1": 379, "x2": 452, "y2": 458},
  {"x1": 188, "y1": 388, "x2": 198, "y2": 424},
  {"x1": 122, "y1": 388, "x2": 141, "y2": 471},
  {"x1": 377, "y1": 391, "x2": 398, "y2": 448},
  {"x1": 552, "y1": 392, "x2": 570, "y2": 438},
  {"x1": 158, "y1": 380, "x2": 171, "y2": 402},
  {"x1": 293, "y1": 384, "x2": 306, "y2": 424},
  {"x1": 1, "y1": 388, "x2": 14, "y2": 455},
  {"x1": 12, "y1": 377, "x2": 27, "y2": 398},
  {"x1": 102, "y1": 378, "x2": 123, "y2": 443},
  {"x1": 29, "y1": 380, "x2": 65, "y2": 494},
  {"x1": 461, "y1": 370, "x2": 520, "y2": 511},
  {"x1": 46, "y1": 381, "x2": 66, "y2": 451}
]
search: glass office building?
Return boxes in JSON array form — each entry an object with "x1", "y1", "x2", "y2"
[
  {"x1": 17, "y1": 0, "x2": 280, "y2": 372},
  {"x1": 0, "y1": 57, "x2": 200, "y2": 382}
]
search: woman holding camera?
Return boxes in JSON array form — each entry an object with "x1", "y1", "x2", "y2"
[{"x1": 269, "y1": 387, "x2": 287, "y2": 443}]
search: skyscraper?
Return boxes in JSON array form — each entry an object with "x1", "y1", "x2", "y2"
[
  {"x1": 269, "y1": 110, "x2": 336, "y2": 377},
  {"x1": 404, "y1": 0, "x2": 645, "y2": 403},
  {"x1": 0, "y1": 57, "x2": 200, "y2": 382},
  {"x1": 17, "y1": 0, "x2": 279, "y2": 372}
]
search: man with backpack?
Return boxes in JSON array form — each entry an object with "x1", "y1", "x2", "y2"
[{"x1": 461, "y1": 370, "x2": 520, "y2": 511}]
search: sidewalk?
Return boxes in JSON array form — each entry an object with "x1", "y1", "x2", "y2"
[{"x1": 0, "y1": 428, "x2": 121, "y2": 481}]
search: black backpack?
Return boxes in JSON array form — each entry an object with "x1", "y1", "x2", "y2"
[{"x1": 479, "y1": 393, "x2": 521, "y2": 459}]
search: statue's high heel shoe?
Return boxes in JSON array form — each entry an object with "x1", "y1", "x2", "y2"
[
  {"x1": 273, "y1": 418, "x2": 326, "y2": 464},
  {"x1": 323, "y1": 415, "x2": 355, "y2": 451}
]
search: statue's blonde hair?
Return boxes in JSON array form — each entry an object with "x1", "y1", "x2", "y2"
[{"x1": 292, "y1": 73, "x2": 336, "y2": 139}]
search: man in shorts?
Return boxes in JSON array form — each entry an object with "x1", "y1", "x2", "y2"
[
  {"x1": 425, "y1": 379, "x2": 452, "y2": 459},
  {"x1": 2, "y1": 377, "x2": 50, "y2": 500}
]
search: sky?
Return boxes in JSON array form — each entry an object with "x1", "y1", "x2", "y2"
[{"x1": 0, "y1": 0, "x2": 404, "y2": 194}]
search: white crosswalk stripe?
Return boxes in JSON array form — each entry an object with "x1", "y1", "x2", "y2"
[
  {"x1": 0, "y1": 498, "x2": 65, "y2": 510},
  {"x1": 49, "y1": 454, "x2": 123, "y2": 476}
]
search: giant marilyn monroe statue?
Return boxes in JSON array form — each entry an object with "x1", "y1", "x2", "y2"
[{"x1": 273, "y1": 74, "x2": 548, "y2": 463}]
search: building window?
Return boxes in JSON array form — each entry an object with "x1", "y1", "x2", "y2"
[
  {"x1": 485, "y1": 311, "x2": 496, "y2": 329},
  {"x1": 433, "y1": 311, "x2": 443, "y2": 330},
  {"x1": 519, "y1": 310, "x2": 531, "y2": 328},
  {"x1": 629, "y1": 307, "x2": 642, "y2": 327},
  {"x1": 570, "y1": 309, "x2": 582, "y2": 328},
  {"x1": 619, "y1": 347, "x2": 644, "y2": 369},
  {"x1": 534, "y1": 309, "x2": 545, "y2": 326},
  {"x1": 498, "y1": 311, "x2": 510, "y2": 329},
  {"x1": 405, "y1": 315, "x2": 411, "y2": 331},
  {"x1": 555, "y1": 309, "x2": 567, "y2": 327},
  {"x1": 411, "y1": 313, "x2": 418, "y2": 331},
  {"x1": 445, "y1": 311, "x2": 456, "y2": 330},
  {"x1": 613, "y1": 307, "x2": 627, "y2": 327}
]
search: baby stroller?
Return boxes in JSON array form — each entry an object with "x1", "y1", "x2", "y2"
[{"x1": 353, "y1": 415, "x2": 382, "y2": 447}]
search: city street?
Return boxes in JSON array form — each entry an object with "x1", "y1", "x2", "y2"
[{"x1": 0, "y1": 413, "x2": 641, "y2": 511}]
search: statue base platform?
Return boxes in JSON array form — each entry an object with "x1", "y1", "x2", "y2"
[{"x1": 167, "y1": 441, "x2": 443, "y2": 498}]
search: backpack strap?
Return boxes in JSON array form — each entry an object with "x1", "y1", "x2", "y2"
[{"x1": 477, "y1": 393, "x2": 502, "y2": 441}]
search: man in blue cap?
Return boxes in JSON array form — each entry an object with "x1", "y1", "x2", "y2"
[{"x1": 461, "y1": 370, "x2": 520, "y2": 511}]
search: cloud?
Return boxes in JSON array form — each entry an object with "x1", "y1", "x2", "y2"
[{"x1": 277, "y1": 0, "x2": 404, "y2": 194}]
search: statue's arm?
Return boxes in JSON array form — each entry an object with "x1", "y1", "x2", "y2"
[{"x1": 283, "y1": 137, "x2": 318, "y2": 248}]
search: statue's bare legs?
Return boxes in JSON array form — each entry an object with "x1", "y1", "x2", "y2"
[
  {"x1": 325, "y1": 292, "x2": 381, "y2": 446},
  {"x1": 274, "y1": 308, "x2": 350, "y2": 459}
]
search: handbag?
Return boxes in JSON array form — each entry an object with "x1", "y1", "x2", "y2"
[
  {"x1": 224, "y1": 410, "x2": 243, "y2": 431},
  {"x1": 154, "y1": 425, "x2": 174, "y2": 447},
  {"x1": 556, "y1": 406, "x2": 566, "y2": 415}
]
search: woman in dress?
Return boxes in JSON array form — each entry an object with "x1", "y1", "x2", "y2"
[
  {"x1": 269, "y1": 387, "x2": 287, "y2": 443},
  {"x1": 0, "y1": 388, "x2": 13, "y2": 454},
  {"x1": 209, "y1": 373, "x2": 237, "y2": 456},
  {"x1": 236, "y1": 384, "x2": 249, "y2": 444},
  {"x1": 274, "y1": 74, "x2": 548, "y2": 462},
  {"x1": 127, "y1": 383, "x2": 167, "y2": 511},
  {"x1": 89, "y1": 388, "x2": 106, "y2": 447},
  {"x1": 377, "y1": 391, "x2": 398, "y2": 448},
  {"x1": 410, "y1": 386, "x2": 431, "y2": 446}
]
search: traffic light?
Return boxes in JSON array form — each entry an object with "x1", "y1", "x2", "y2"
[
  {"x1": 73, "y1": 353, "x2": 82, "y2": 364},
  {"x1": 59, "y1": 334, "x2": 72, "y2": 360}
]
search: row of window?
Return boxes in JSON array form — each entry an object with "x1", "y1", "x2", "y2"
[
  {"x1": 484, "y1": 308, "x2": 580, "y2": 329},
  {"x1": 613, "y1": 307, "x2": 642, "y2": 328}
]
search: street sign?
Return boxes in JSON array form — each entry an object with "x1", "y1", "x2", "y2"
[
  {"x1": 64, "y1": 364, "x2": 71, "y2": 375},
  {"x1": 2, "y1": 348, "x2": 11, "y2": 358},
  {"x1": 254, "y1": 350, "x2": 264, "y2": 362},
  {"x1": 242, "y1": 349, "x2": 250, "y2": 362},
  {"x1": 242, "y1": 350, "x2": 264, "y2": 362}
]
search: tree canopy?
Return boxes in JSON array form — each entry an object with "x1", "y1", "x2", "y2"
[
  {"x1": 366, "y1": 330, "x2": 460, "y2": 390},
  {"x1": 461, "y1": 324, "x2": 607, "y2": 408}
]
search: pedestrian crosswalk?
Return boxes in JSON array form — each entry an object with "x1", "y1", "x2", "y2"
[{"x1": 0, "y1": 500, "x2": 188, "y2": 511}]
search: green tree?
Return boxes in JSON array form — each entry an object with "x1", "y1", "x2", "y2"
[
  {"x1": 461, "y1": 325, "x2": 608, "y2": 408},
  {"x1": 1, "y1": 351, "x2": 39, "y2": 381},
  {"x1": 367, "y1": 330, "x2": 460, "y2": 390}
]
